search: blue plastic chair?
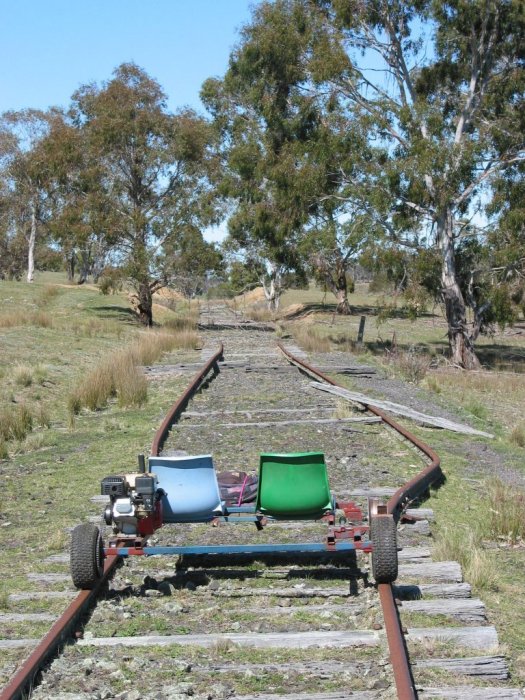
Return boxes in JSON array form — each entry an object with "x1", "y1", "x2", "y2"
[{"x1": 148, "y1": 454, "x2": 224, "y2": 522}]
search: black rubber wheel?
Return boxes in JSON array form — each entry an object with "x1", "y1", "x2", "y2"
[
  {"x1": 70, "y1": 523, "x2": 104, "y2": 590},
  {"x1": 371, "y1": 515, "x2": 398, "y2": 584}
]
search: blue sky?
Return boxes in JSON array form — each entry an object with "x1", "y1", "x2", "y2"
[
  {"x1": 0, "y1": 0, "x2": 253, "y2": 114},
  {"x1": 1, "y1": 1, "x2": 255, "y2": 240}
]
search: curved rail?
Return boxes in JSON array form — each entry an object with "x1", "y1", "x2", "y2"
[
  {"x1": 2, "y1": 345, "x2": 225, "y2": 700},
  {"x1": 0, "y1": 556, "x2": 118, "y2": 700},
  {"x1": 151, "y1": 343, "x2": 224, "y2": 456},
  {"x1": 278, "y1": 342, "x2": 444, "y2": 700},
  {"x1": 4, "y1": 342, "x2": 439, "y2": 700}
]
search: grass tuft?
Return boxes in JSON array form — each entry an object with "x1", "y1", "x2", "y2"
[
  {"x1": 35, "y1": 404, "x2": 51, "y2": 428},
  {"x1": 67, "y1": 328, "x2": 197, "y2": 416},
  {"x1": 0, "y1": 404, "x2": 33, "y2": 442},
  {"x1": 243, "y1": 306, "x2": 275, "y2": 322},
  {"x1": 292, "y1": 325, "x2": 331, "y2": 353},
  {"x1": 509, "y1": 423, "x2": 525, "y2": 448},
  {"x1": 464, "y1": 400, "x2": 488, "y2": 420},
  {"x1": 388, "y1": 346, "x2": 431, "y2": 383},
  {"x1": 13, "y1": 364, "x2": 33, "y2": 387},
  {"x1": 113, "y1": 352, "x2": 148, "y2": 408},
  {"x1": 30, "y1": 310, "x2": 53, "y2": 328},
  {"x1": 486, "y1": 479, "x2": 525, "y2": 544},
  {"x1": 37, "y1": 285, "x2": 60, "y2": 308},
  {"x1": 433, "y1": 526, "x2": 499, "y2": 592}
]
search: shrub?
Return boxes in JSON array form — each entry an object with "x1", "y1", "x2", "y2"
[
  {"x1": 394, "y1": 347, "x2": 431, "y2": 383},
  {"x1": 98, "y1": 268, "x2": 124, "y2": 295}
]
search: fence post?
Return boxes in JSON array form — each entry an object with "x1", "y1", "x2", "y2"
[{"x1": 357, "y1": 315, "x2": 366, "y2": 344}]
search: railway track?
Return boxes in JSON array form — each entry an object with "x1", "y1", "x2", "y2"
[{"x1": 0, "y1": 310, "x2": 522, "y2": 700}]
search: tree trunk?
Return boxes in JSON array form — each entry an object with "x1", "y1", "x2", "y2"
[
  {"x1": 136, "y1": 281, "x2": 153, "y2": 326},
  {"x1": 77, "y1": 249, "x2": 91, "y2": 285},
  {"x1": 66, "y1": 251, "x2": 76, "y2": 282},
  {"x1": 335, "y1": 288, "x2": 351, "y2": 314},
  {"x1": 312, "y1": 252, "x2": 351, "y2": 314},
  {"x1": 333, "y1": 259, "x2": 351, "y2": 314},
  {"x1": 438, "y1": 210, "x2": 481, "y2": 369},
  {"x1": 261, "y1": 266, "x2": 282, "y2": 312},
  {"x1": 27, "y1": 199, "x2": 37, "y2": 283}
]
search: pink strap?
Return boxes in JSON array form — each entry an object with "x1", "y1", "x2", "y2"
[{"x1": 237, "y1": 473, "x2": 249, "y2": 506}]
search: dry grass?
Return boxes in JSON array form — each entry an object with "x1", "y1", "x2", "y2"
[
  {"x1": 67, "y1": 328, "x2": 198, "y2": 417},
  {"x1": 486, "y1": 479, "x2": 525, "y2": 544},
  {"x1": 13, "y1": 364, "x2": 34, "y2": 387},
  {"x1": 69, "y1": 318, "x2": 124, "y2": 339},
  {"x1": 34, "y1": 404, "x2": 51, "y2": 428},
  {"x1": 510, "y1": 422, "x2": 525, "y2": 447},
  {"x1": 386, "y1": 346, "x2": 432, "y2": 384},
  {"x1": 163, "y1": 316, "x2": 198, "y2": 333},
  {"x1": 0, "y1": 404, "x2": 33, "y2": 443},
  {"x1": 36, "y1": 284, "x2": 60, "y2": 307},
  {"x1": 30, "y1": 310, "x2": 53, "y2": 328},
  {"x1": 113, "y1": 352, "x2": 148, "y2": 408},
  {"x1": 130, "y1": 329, "x2": 199, "y2": 364},
  {"x1": 433, "y1": 526, "x2": 499, "y2": 592},
  {"x1": 434, "y1": 369, "x2": 525, "y2": 434},
  {"x1": 292, "y1": 324, "x2": 331, "y2": 353},
  {"x1": 243, "y1": 306, "x2": 276, "y2": 322}
]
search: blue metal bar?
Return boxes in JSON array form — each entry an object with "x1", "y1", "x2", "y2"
[
  {"x1": 223, "y1": 506, "x2": 257, "y2": 514},
  {"x1": 109, "y1": 542, "x2": 360, "y2": 557}
]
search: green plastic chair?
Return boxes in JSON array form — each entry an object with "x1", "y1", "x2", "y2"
[{"x1": 256, "y1": 452, "x2": 333, "y2": 518}]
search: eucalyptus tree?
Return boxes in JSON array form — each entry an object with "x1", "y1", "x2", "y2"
[
  {"x1": 0, "y1": 109, "x2": 56, "y2": 282},
  {"x1": 70, "y1": 63, "x2": 213, "y2": 325},
  {"x1": 160, "y1": 224, "x2": 223, "y2": 298},
  {"x1": 201, "y1": 1, "x2": 321, "y2": 311},
  {"x1": 302, "y1": 0, "x2": 525, "y2": 367}
]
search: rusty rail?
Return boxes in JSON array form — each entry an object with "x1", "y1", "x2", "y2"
[
  {"x1": 4, "y1": 342, "x2": 438, "y2": 700},
  {"x1": 278, "y1": 342, "x2": 444, "y2": 700},
  {"x1": 0, "y1": 556, "x2": 118, "y2": 700},
  {"x1": 151, "y1": 343, "x2": 224, "y2": 456},
  {"x1": 2, "y1": 345, "x2": 225, "y2": 700}
]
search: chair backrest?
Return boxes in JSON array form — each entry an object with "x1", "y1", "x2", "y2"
[
  {"x1": 256, "y1": 452, "x2": 332, "y2": 518},
  {"x1": 148, "y1": 454, "x2": 223, "y2": 522}
]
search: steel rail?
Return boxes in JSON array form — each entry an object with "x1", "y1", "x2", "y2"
[
  {"x1": 3, "y1": 342, "x2": 438, "y2": 700},
  {"x1": 1, "y1": 345, "x2": 225, "y2": 700},
  {"x1": 278, "y1": 341, "x2": 444, "y2": 700},
  {"x1": 151, "y1": 342, "x2": 224, "y2": 456},
  {"x1": 0, "y1": 556, "x2": 118, "y2": 700}
]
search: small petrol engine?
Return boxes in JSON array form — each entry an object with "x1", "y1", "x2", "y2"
[{"x1": 101, "y1": 472, "x2": 163, "y2": 536}]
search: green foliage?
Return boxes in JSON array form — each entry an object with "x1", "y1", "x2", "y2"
[
  {"x1": 0, "y1": 231, "x2": 26, "y2": 280},
  {"x1": 214, "y1": 0, "x2": 525, "y2": 365},
  {"x1": 98, "y1": 268, "x2": 124, "y2": 295},
  {"x1": 161, "y1": 225, "x2": 223, "y2": 298},
  {"x1": 43, "y1": 63, "x2": 215, "y2": 323}
]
